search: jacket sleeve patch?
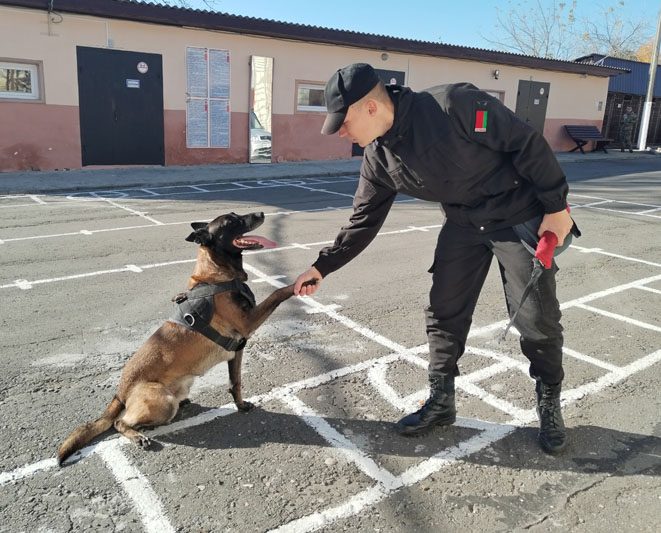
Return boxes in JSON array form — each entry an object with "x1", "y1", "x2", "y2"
[{"x1": 474, "y1": 107, "x2": 488, "y2": 133}]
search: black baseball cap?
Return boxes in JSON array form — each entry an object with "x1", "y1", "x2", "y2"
[{"x1": 321, "y1": 63, "x2": 380, "y2": 135}]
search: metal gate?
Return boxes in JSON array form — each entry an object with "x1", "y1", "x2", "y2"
[
  {"x1": 602, "y1": 92, "x2": 661, "y2": 148},
  {"x1": 77, "y1": 46, "x2": 165, "y2": 166}
]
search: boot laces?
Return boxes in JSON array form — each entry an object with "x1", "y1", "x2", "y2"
[
  {"x1": 539, "y1": 395, "x2": 563, "y2": 430},
  {"x1": 415, "y1": 393, "x2": 437, "y2": 414}
]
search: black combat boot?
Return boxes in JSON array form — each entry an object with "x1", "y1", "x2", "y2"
[
  {"x1": 536, "y1": 381, "x2": 567, "y2": 454},
  {"x1": 396, "y1": 375, "x2": 456, "y2": 436}
]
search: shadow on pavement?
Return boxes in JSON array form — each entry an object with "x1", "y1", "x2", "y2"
[{"x1": 157, "y1": 406, "x2": 660, "y2": 477}]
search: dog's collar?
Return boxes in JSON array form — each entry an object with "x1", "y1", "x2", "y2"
[{"x1": 169, "y1": 280, "x2": 256, "y2": 351}]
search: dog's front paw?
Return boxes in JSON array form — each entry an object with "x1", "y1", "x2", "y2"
[
  {"x1": 133, "y1": 434, "x2": 152, "y2": 449},
  {"x1": 237, "y1": 400, "x2": 255, "y2": 412}
]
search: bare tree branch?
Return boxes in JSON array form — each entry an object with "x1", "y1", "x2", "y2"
[{"x1": 482, "y1": 0, "x2": 652, "y2": 60}]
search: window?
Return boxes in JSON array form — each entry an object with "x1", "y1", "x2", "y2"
[
  {"x1": 296, "y1": 82, "x2": 325, "y2": 112},
  {"x1": 0, "y1": 61, "x2": 42, "y2": 101}
]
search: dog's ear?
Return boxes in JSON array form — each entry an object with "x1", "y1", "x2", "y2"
[{"x1": 185, "y1": 222, "x2": 212, "y2": 245}]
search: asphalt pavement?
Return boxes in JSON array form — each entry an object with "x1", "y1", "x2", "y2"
[{"x1": 1, "y1": 151, "x2": 660, "y2": 532}]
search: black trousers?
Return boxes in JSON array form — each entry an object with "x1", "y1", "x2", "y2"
[{"x1": 426, "y1": 221, "x2": 564, "y2": 385}]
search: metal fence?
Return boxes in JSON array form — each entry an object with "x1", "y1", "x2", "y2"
[{"x1": 602, "y1": 92, "x2": 661, "y2": 148}]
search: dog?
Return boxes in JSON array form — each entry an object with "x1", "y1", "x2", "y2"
[{"x1": 57, "y1": 211, "x2": 299, "y2": 465}]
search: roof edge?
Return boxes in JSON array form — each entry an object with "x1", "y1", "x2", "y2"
[{"x1": 1, "y1": 0, "x2": 626, "y2": 77}]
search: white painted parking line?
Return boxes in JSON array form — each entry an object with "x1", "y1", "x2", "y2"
[
  {"x1": 291, "y1": 183, "x2": 356, "y2": 199},
  {"x1": 304, "y1": 304, "x2": 342, "y2": 314},
  {"x1": 0, "y1": 457, "x2": 57, "y2": 486},
  {"x1": 570, "y1": 200, "x2": 612, "y2": 208},
  {"x1": 562, "y1": 346, "x2": 621, "y2": 372},
  {"x1": 570, "y1": 193, "x2": 661, "y2": 209},
  {"x1": 281, "y1": 394, "x2": 400, "y2": 489},
  {"x1": 0, "y1": 200, "x2": 411, "y2": 245},
  {"x1": 28, "y1": 195, "x2": 47, "y2": 205},
  {"x1": 407, "y1": 225, "x2": 431, "y2": 231},
  {"x1": 98, "y1": 444, "x2": 175, "y2": 533},
  {"x1": 251, "y1": 274, "x2": 287, "y2": 284},
  {"x1": 568, "y1": 193, "x2": 661, "y2": 219},
  {"x1": 636, "y1": 207, "x2": 661, "y2": 214},
  {"x1": 587, "y1": 206, "x2": 661, "y2": 220},
  {"x1": 574, "y1": 303, "x2": 661, "y2": 333},
  {"x1": 91, "y1": 193, "x2": 164, "y2": 225},
  {"x1": 561, "y1": 349, "x2": 661, "y2": 405},
  {"x1": 396, "y1": 420, "x2": 515, "y2": 487},
  {"x1": 569, "y1": 245, "x2": 661, "y2": 268},
  {"x1": 271, "y1": 484, "x2": 389, "y2": 533},
  {"x1": 635, "y1": 285, "x2": 661, "y2": 295}
]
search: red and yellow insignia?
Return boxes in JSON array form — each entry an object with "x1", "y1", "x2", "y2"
[{"x1": 474, "y1": 110, "x2": 488, "y2": 132}]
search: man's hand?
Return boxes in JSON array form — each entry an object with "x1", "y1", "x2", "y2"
[
  {"x1": 294, "y1": 266, "x2": 323, "y2": 296},
  {"x1": 538, "y1": 209, "x2": 573, "y2": 247}
]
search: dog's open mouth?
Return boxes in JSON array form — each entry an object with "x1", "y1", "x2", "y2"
[{"x1": 233, "y1": 235, "x2": 277, "y2": 250}]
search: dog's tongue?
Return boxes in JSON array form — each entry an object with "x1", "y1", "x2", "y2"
[{"x1": 244, "y1": 235, "x2": 277, "y2": 249}]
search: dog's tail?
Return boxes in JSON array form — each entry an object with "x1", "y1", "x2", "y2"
[{"x1": 56, "y1": 395, "x2": 124, "y2": 465}]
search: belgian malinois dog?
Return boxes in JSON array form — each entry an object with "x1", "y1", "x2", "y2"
[{"x1": 57, "y1": 212, "x2": 298, "y2": 465}]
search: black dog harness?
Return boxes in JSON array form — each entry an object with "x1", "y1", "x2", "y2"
[{"x1": 169, "y1": 280, "x2": 256, "y2": 351}]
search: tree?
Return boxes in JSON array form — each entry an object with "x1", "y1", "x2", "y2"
[
  {"x1": 484, "y1": 0, "x2": 652, "y2": 60},
  {"x1": 634, "y1": 37, "x2": 661, "y2": 63},
  {"x1": 485, "y1": 0, "x2": 578, "y2": 59},
  {"x1": 579, "y1": 2, "x2": 651, "y2": 59}
]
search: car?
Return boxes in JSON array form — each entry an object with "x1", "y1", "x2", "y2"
[{"x1": 250, "y1": 110, "x2": 272, "y2": 162}]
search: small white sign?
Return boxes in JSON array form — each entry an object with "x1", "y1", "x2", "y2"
[
  {"x1": 126, "y1": 79, "x2": 140, "y2": 89},
  {"x1": 137, "y1": 61, "x2": 148, "y2": 74}
]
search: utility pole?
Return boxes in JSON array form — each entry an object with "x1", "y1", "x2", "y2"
[{"x1": 637, "y1": 9, "x2": 661, "y2": 151}]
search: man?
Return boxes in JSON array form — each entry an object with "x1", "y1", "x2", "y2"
[
  {"x1": 294, "y1": 63, "x2": 578, "y2": 454},
  {"x1": 619, "y1": 105, "x2": 637, "y2": 153}
]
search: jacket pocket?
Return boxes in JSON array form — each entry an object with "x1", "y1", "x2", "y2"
[{"x1": 387, "y1": 164, "x2": 425, "y2": 190}]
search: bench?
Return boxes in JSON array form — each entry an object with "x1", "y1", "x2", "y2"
[{"x1": 564, "y1": 125, "x2": 613, "y2": 154}]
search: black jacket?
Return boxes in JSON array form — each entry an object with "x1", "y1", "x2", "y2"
[{"x1": 313, "y1": 83, "x2": 569, "y2": 277}]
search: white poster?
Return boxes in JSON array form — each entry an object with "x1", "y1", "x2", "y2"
[
  {"x1": 186, "y1": 47, "x2": 230, "y2": 148},
  {"x1": 186, "y1": 99, "x2": 209, "y2": 148}
]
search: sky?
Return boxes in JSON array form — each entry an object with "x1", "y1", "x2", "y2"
[{"x1": 176, "y1": 0, "x2": 660, "y2": 51}]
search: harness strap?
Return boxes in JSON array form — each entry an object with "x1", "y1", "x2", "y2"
[
  {"x1": 171, "y1": 280, "x2": 254, "y2": 351},
  {"x1": 176, "y1": 297, "x2": 247, "y2": 352}
]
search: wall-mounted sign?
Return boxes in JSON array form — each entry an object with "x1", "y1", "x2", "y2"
[
  {"x1": 137, "y1": 61, "x2": 148, "y2": 74},
  {"x1": 126, "y1": 79, "x2": 140, "y2": 89}
]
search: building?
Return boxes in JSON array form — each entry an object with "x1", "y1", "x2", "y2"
[
  {"x1": 0, "y1": 0, "x2": 623, "y2": 172},
  {"x1": 576, "y1": 54, "x2": 661, "y2": 147}
]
